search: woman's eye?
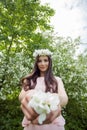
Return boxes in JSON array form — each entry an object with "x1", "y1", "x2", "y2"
[
  {"x1": 44, "y1": 59, "x2": 48, "y2": 62},
  {"x1": 38, "y1": 60, "x2": 42, "y2": 63},
  {"x1": 38, "y1": 59, "x2": 48, "y2": 63}
]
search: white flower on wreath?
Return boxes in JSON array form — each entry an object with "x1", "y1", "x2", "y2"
[{"x1": 33, "y1": 49, "x2": 53, "y2": 58}]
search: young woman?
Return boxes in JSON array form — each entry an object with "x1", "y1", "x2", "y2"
[{"x1": 19, "y1": 49, "x2": 68, "y2": 130}]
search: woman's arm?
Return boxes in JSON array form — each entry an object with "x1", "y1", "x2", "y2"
[
  {"x1": 19, "y1": 79, "x2": 30, "y2": 101},
  {"x1": 19, "y1": 89, "x2": 29, "y2": 102},
  {"x1": 58, "y1": 77, "x2": 68, "y2": 107},
  {"x1": 19, "y1": 88, "x2": 38, "y2": 121}
]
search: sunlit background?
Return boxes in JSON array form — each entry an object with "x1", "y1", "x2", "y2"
[{"x1": 41, "y1": 0, "x2": 87, "y2": 53}]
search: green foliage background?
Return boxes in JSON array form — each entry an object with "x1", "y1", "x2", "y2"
[{"x1": 0, "y1": 0, "x2": 87, "y2": 130}]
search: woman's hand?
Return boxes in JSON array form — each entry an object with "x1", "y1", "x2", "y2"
[
  {"x1": 44, "y1": 104, "x2": 61, "y2": 124},
  {"x1": 31, "y1": 104, "x2": 61, "y2": 124},
  {"x1": 20, "y1": 90, "x2": 38, "y2": 121}
]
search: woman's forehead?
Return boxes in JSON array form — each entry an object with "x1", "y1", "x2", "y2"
[{"x1": 38, "y1": 55, "x2": 48, "y2": 60}]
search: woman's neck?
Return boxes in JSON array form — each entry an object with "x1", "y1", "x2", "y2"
[{"x1": 40, "y1": 72, "x2": 45, "y2": 77}]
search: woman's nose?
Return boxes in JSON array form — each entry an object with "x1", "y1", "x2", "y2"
[{"x1": 41, "y1": 61, "x2": 45, "y2": 65}]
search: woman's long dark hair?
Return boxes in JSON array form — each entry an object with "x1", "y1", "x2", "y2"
[{"x1": 21, "y1": 55, "x2": 58, "y2": 93}]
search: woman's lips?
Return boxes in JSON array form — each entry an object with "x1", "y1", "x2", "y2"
[{"x1": 40, "y1": 67, "x2": 45, "y2": 69}]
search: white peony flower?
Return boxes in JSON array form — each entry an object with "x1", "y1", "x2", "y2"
[{"x1": 28, "y1": 90, "x2": 60, "y2": 124}]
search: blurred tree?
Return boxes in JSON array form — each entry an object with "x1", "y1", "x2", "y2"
[
  {"x1": 0, "y1": 0, "x2": 54, "y2": 95},
  {"x1": 51, "y1": 36, "x2": 87, "y2": 130}
]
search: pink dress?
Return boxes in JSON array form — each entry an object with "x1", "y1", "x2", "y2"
[{"x1": 22, "y1": 77, "x2": 65, "y2": 130}]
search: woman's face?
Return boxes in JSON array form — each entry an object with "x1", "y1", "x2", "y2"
[{"x1": 37, "y1": 56, "x2": 49, "y2": 74}]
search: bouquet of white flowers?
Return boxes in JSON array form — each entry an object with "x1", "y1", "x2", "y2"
[{"x1": 28, "y1": 90, "x2": 60, "y2": 124}]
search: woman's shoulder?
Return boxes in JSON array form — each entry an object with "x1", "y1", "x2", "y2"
[
  {"x1": 54, "y1": 76, "x2": 61, "y2": 81},
  {"x1": 55, "y1": 76, "x2": 64, "y2": 89}
]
